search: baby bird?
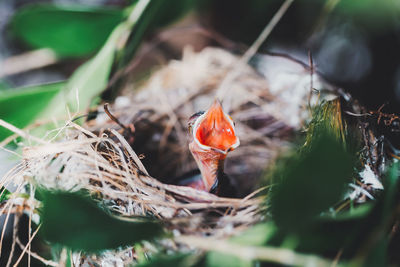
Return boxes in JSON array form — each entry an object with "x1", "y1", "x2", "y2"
[{"x1": 184, "y1": 99, "x2": 240, "y2": 197}]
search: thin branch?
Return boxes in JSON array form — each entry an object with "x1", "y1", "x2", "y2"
[
  {"x1": 5, "y1": 214, "x2": 19, "y2": 267},
  {"x1": 16, "y1": 237, "x2": 58, "y2": 267},
  {"x1": 216, "y1": 0, "x2": 295, "y2": 104},
  {"x1": 12, "y1": 224, "x2": 41, "y2": 267},
  {"x1": 0, "y1": 200, "x2": 15, "y2": 257},
  {"x1": 0, "y1": 119, "x2": 48, "y2": 145},
  {"x1": 28, "y1": 185, "x2": 34, "y2": 267},
  {"x1": 106, "y1": 25, "x2": 240, "y2": 90},
  {"x1": 104, "y1": 103, "x2": 133, "y2": 132},
  {"x1": 307, "y1": 50, "x2": 315, "y2": 110},
  {"x1": 0, "y1": 49, "x2": 58, "y2": 78},
  {"x1": 110, "y1": 129, "x2": 149, "y2": 176}
]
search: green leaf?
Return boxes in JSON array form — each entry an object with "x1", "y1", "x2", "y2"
[
  {"x1": 0, "y1": 82, "x2": 64, "y2": 140},
  {"x1": 326, "y1": 203, "x2": 373, "y2": 221},
  {"x1": 206, "y1": 252, "x2": 251, "y2": 267},
  {"x1": 10, "y1": 4, "x2": 124, "y2": 57},
  {"x1": 0, "y1": 80, "x2": 10, "y2": 90},
  {"x1": 31, "y1": 0, "x2": 193, "y2": 134},
  {"x1": 336, "y1": 0, "x2": 400, "y2": 31},
  {"x1": 360, "y1": 236, "x2": 388, "y2": 267},
  {"x1": 204, "y1": 224, "x2": 276, "y2": 267},
  {"x1": 268, "y1": 163, "x2": 399, "y2": 257},
  {"x1": 40, "y1": 190, "x2": 164, "y2": 252},
  {"x1": 0, "y1": 187, "x2": 12, "y2": 202},
  {"x1": 66, "y1": 248, "x2": 75, "y2": 267},
  {"x1": 136, "y1": 253, "x2": 199, "y2": 267},
  {"x1": 38, "y1": 0, "x2": 151, "y2": 122},
  {"x1": 269, "y1": 130, "x2": 355, "y2": 231},
  {"x1": 230, "y1": 223, "x2": 277, "y2": 246}
]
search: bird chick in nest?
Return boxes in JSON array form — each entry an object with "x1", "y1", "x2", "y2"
[{"x1": 183, "y1": 99, "x2": 240, "y2": 197}]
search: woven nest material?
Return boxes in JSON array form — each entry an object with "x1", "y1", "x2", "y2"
[
  {"x1": 89, "y1": 47, "x2": 328, "y2": 194},
  {"x1": 1, "y1": 47, "x2": 331, "y2": 266}
]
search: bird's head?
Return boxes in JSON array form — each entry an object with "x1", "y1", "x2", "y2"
[
  {"x1": 188, "y1": 100, "x2": 240, "y2": 154},
  {"x1": 188, "y1": 100, "x2": 240, "y2": 191}
]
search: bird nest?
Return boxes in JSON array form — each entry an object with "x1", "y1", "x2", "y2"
[{"x1": 1, "y1": 47, "x2": 325, "y2": 265}]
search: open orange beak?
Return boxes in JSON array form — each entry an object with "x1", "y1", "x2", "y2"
[{"x1": 192, "y1": 100, "x2": 240, "y2": 154}]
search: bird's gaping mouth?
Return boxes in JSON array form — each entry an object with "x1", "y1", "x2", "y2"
[{"x1": 192, "y1": 100, "x2": 240, "y2": 154}]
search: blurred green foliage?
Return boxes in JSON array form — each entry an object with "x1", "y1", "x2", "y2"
[
  {"x1": 44, "y1": 21, "x2": 129, "y2": 116},
  {"x1": 305, "y1": 100, "x2": 347, "y2": 146},
  {"x1": 30, "y1": 100, "x2": 400, "y2": 265},
  {"x1": 1, "y1": 0, "x2": 198, "y2": 142},
  {"x1": 0, "y1": 187, "x2": 11, "y2": 202},
  {"x1": 135, "y1": 253, "x2": 199, "y2": 267},
  {"x1": 10, "y1": 5, "x2": 124, "y2": 57},
  {"x1": 0, "y1": 82, "x2": 63, "y2": 140},
  {"x1": 3, "y1": 0, "x2": 400, "y2": 143},
  {"x1": 264, "y1": 137, "x2": 398, "y2": 265},
  {"x1": 269, "y1": 130, "x2": 354, "y2": 231},
  {"x1": 206, "y1": 253, "x2": 250, "y2": 267},
  {"x1": 2, "y1": 1, "x2": 400, "y2": 266},
  {"x1": 0, "y1": 80, "x2": 10, "y2": 90},
  {"x1": 205, "y1": 223, "x2": 277, "y2": 267},
  {"x1": 231, "y1": 223, "x2": 277, "y2": 246},
  {"x1": 336, "y1": 0, "x2": 400, "y2": 31},
  {"x1": 40, "y1": 190, "x2": 164, "y2": 252}
]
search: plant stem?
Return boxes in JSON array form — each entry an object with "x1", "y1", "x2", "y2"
[{"x1": 175, "y1": 235, "x2": 336, "y2": 267}]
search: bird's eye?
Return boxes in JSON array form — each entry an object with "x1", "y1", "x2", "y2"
[
  {"x1": 188, "y1": 111, "x2": 205, "y2": 134},
  {"x1": 189, "y1": 111, "x2": 205, "y2": 121}
]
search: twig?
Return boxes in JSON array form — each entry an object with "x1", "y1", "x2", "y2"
[
  {"x1": 127, "y1": 0, "x2": 151, "y2": 25},
  {"x1": 104, "y1": 103, "x2": 132, "y2": 131},
  {"x1": 312, "y1": 0, "x2": 341, "y2": 36},
  {"x1": 12, "y1": 224, "x2": 41, "y2": 267},
  {"x1": 110, "y1": 129, "x2": 149, "y2": 176},
  {"x1": 0, "y1": 119, "x2": 47, "y2": 145},
  {"x1": 106, "y1": 25, "x2": 239, "y2": 90},
  {"x1": 0, "y1": 198, "x2": 16, "y2": 257},
  {"x1": 28, "y1": 185, "x2": 34, "y2": 267},
  {"x1": 307, "y1": 50, "x2": 314, "y2": 110},
  {"x1": 16, "y1": 237, "x2": 58, "y2": 267},
  {"x1": 5, "y1": 214, "x2": 19, "y2": 267},
  {"x1": 331, "y1": 249, "x2": 343, "y2": 267},
  {"x1": 0, "y1": 48, "x2": 58, "y2": 78},
  {"x1": 216, "y1": 0, "x2": 295, "y2": 104},
  {"x1": 243, "y1": 186, "x2": 269, "y2": 200}
]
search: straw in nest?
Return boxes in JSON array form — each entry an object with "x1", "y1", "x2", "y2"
[{"x1": 0, "y1": 47, "x2": 332, "y2": 266}]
